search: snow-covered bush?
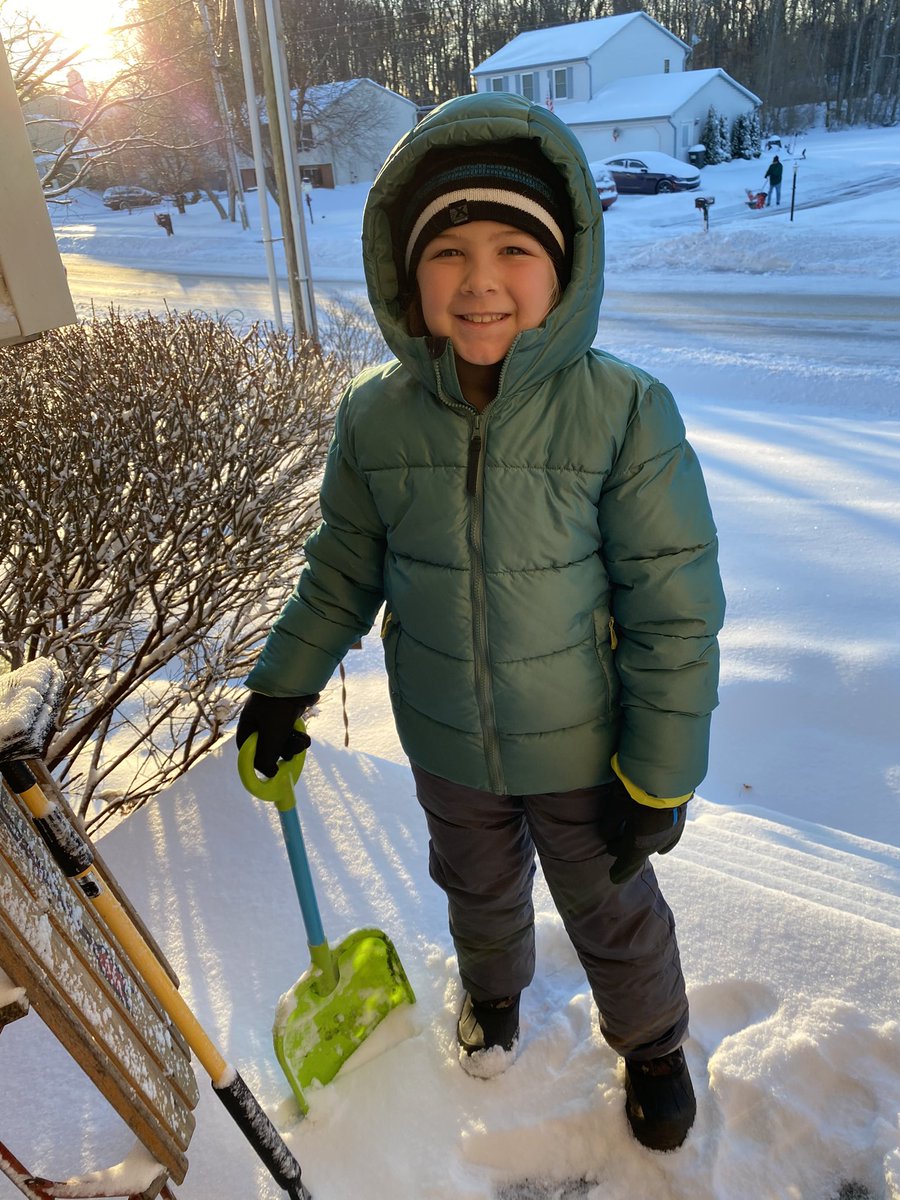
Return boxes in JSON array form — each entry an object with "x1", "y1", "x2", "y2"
[
  {"x1": 319, "y1": 292, "x2": 389, "y2": 378},
  {"x1": 701, "y1": 105, "x2": 730, "y2": 165},
  {"x1": 0, "y1": 310, "x2": 343, "y2": 827},
  {"x1": 731, "y1": 112, "x2": 755, "y2": 159}
]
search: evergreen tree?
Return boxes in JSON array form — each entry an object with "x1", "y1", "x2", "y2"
[
  {"x1": 748, "y1": 109, "x2": 762, "y2": 158},
  {"x1": 700, "y1": 105, "x2": 727, "y2": 165},
  {"x1": 730, "y1": 112, "x2": 745, "y2": 158},
  {"x1": 717, "y1": 113, "x2": 731, "y2": 161},
  {"x1": 731, "y1": 111, "x2": 756, "y2": 159}
]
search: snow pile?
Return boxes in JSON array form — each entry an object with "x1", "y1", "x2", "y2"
[{"x1": 0, "y1": 658, "x2": 65, "y2": 760}]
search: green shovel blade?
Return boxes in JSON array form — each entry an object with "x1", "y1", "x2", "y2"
[{"x1": 274, "y1": 927, "x2": 415, "y2": 1113}]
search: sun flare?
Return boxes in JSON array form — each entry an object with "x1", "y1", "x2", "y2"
[{"x1": 22, "y1": 0, "x2": 128, "y2": 79}]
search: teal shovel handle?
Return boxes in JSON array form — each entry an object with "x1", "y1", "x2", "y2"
[{"x1": 237, "y1": 726, "x2": 334, "y2": 980}]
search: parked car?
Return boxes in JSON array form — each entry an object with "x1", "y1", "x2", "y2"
[
  {"x1": 588, "y1": 164, "x2": 618, "y2": 211},
  {"x1": 102, "y1": 186, "x2": 161, "y2": 210},
  {"x1": 601, "y1": 152, "x2": 701, "y2": 195}
]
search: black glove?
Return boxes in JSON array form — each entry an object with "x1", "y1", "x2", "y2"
[
  {"x1": 606, "y1": 781, "x2": 687, "y2": 885},
  {"x1": 236, "y1": 692, "x2": 319, "y2": 778}
]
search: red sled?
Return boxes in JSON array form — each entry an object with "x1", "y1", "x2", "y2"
[{"x1": 746, "y1": 189, "x2": 766, "y2": 209}]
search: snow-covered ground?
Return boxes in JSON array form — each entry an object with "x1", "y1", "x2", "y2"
[{"x1": 2, "y1": 119, "x2": 899, "y2": 1200}]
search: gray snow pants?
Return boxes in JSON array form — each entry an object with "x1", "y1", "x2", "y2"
[{"x1": 411, "y1": 764, "x2": 689, "y2": 1061}]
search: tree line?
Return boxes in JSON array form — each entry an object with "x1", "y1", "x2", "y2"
[
  {"x1": 5, "y1": 0, "x2": 896, "y2": 209},
  {"x1": 269, "y1": 0, "x2": 898, "y2": 127}
]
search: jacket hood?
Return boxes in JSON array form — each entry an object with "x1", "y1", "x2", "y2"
[{"x1": 362, "y1": 92, "x2": 605, "y2": 399}]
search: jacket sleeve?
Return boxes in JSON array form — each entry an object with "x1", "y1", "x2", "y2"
[
  {"x1": 598, "y1": 379, "x2": 726, "y2": 798},
  {"x1": 246, "y1": 389, "x2": 387, "y2": 697}
]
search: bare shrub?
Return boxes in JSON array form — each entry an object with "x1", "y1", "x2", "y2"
[
  {"x1": 318, "y1": 292, "x2": 390, "y2": 381},
  {"x1": 0, "y1": 310, "x2": 341, "y2": 828}
]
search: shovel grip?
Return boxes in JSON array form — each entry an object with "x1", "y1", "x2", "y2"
[{"x1": 237, "y1": 723, "x2": 307, "y2": 812}]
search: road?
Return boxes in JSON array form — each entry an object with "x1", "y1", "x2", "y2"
[{"x1": 62, "y1": 253, "x2": 900, "y2": 379}]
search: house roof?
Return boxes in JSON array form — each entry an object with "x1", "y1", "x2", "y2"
[
  {"x1": 256, "y1": 78, "x2": 415, "y2": 125},
  {"x1": 561, "y1": 68, "x2": 761, "y2": 125},
  {"x1": 472, "y1": 12, "x2": 687, "y2": 74},
  {"x1": 300, "y1": 78, "x2": 416, "y2": 117}
]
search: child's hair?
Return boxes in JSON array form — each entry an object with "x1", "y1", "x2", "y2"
[{"x1": 390, "y1": 138, "x2": 574, "y2": 302}]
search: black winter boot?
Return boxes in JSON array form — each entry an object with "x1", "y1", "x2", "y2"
[
  {"x1": 457, "y1": 993, "x2": 520, "y2": 1078},
  {"x1": 624, "y1": 1047, "x2": 696, "y2": 1151}
]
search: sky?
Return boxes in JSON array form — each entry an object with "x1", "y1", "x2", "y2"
[
  {"x1": 12, "y1": 0, "x2": 130, "y2": 79},
  {"x1": 2, "y1": 120, "x2": 900, "y2": 1200}
]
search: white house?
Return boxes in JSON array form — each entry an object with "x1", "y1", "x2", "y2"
[
  {"x1": 564, "y1": 68, "x2": 761, "y2": 162},
  {"x1": 472, "y1": 12, "x2": 760, "y2": 163},
  {"x1": 293, "y1": 78, "x2": 416, "y2": 187},
  {"x1": 251, "y1": 77, "x2": 416, "y2": 188}
]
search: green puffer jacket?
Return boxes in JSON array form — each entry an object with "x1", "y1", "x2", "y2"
[{"x1": 247, "y1": 92, "x2": 726, "y2": 798}]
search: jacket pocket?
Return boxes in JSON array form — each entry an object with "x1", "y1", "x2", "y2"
[{"x1": 592, "y1": 609, "x2": 621, "y2": 710}]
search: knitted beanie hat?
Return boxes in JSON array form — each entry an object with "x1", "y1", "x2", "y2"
[{"x1": 394, "y1": 139, "x2": 573, "y2": 293}]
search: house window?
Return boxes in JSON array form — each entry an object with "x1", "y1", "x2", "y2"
[
  {"x1": 490, "y1": 76, "x2": 507, "y2": 92},
  {"x1": 553, "y1": 68, "x2": 569, "y2": 99},
  {"x1": 664, "y1": 58, "x2": 670, "y2": 73},
  {"x1": 521, "y1": 72, "x2": 535, "y2": 101}
]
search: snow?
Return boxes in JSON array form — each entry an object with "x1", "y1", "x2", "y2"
[
  {"x1": 473, "y1": 14, "x2": 655, "y2": 75},
  {"x1": 0, "y1": 658, "x2": 65, "y2": 760},
  {"x1": 2, "y1": 120, "x2": 899, "y2": 1200},
  {"x1": 563, "y1": 69, "x2": 760, "y2": 127}
]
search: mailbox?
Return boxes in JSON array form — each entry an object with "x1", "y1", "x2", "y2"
[{"x1": 694, "y1": 195, "x2": 715, "y2": 231}]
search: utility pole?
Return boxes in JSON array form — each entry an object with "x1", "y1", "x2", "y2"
[
  {"x1": 262, "y1": 0, "x2": 317, "y2": 340},
  {"x1": 232, "y1": 0, "x2": 283, "y2": 329},
  {"x1": 195, "y1": 0, "x2": 248, "y2": 230},
  {"x1": 253, "y1": 0, "x2": 316, "y2": 340}
]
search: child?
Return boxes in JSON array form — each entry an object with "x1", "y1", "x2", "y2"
[{"x1": 237, "y1": 92, "x2": 725, "y2": 1153}]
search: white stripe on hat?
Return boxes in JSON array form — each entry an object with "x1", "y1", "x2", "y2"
[{"x1": 404, "y1": 187, "x2": 566, "y2": 271}]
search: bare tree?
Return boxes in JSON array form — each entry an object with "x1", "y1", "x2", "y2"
[
  {"x1": 2, "y1": 0, "x2": 234, "y2": 200},
  {"x1": 0, "y1": 310, "x2": 342, "y2": 828}
]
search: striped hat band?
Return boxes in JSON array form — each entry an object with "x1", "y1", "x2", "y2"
[{"x1": 398, "y1": 145, "x2": 572, "y2": 286}]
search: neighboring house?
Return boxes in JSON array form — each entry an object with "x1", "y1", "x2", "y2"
[
  {"x1": 21, "y1": 93, "x2": 80, "y2": 156},
  {"x1": 472, "y1": 12, "x2": 760, "y2": 162},
  {"x1": 253, "y1": 77, "x2": 416, "y2": 189}
]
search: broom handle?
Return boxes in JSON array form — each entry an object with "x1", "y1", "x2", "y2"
[{"x1": 0, "y1": 759, "x2": 311, "y2": 1200}]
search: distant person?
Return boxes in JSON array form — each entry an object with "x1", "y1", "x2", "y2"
[
  {"x1": 765, "y1": 154, "x2": 783, "y2": 206},
  {"x1": 237, "y1": 93, "x2": 725, "y2": 1154}
]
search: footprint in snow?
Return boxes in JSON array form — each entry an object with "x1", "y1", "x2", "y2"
[{"x1": 688, "y1": 978, "x2": 779, "y2": 1056}]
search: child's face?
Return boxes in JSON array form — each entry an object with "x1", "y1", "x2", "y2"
[{"x1": 415, "y1": 220, "x2": 558, "y2": 368}]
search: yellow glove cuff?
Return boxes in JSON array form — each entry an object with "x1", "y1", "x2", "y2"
[{"x1": 611, "y1": 753, "x2": 693, "y2": 810}]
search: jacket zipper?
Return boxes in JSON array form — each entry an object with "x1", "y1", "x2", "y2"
[
  {"x1": 434, "y1": 347, "x2": 519, "y2": 794},
  {"x1": 467, "y1": 412, "x2": 505, "y2": 793}
]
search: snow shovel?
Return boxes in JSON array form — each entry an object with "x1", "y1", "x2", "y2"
[
  {"x1": 237, "y1": 723, "x2": 415, "y2": 1114},
  {"x1": 0, "y1": 659, "x2": 311, "y2": 1200}
]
